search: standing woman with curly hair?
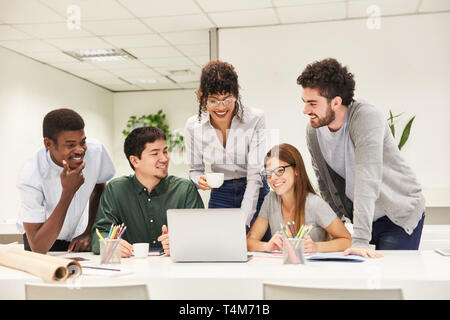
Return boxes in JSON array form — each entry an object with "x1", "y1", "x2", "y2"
[{"x1": 184, "y1": 60, "x2": 271, "y2": 239}]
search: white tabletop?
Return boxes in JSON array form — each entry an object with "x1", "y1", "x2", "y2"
[{"x1": 1, "y1": 248, "x2": 449, "y2": 300}]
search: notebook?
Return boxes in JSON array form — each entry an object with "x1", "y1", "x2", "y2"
[{"x1": 167, "y1": 208, "x2": 248, "y2": 262}]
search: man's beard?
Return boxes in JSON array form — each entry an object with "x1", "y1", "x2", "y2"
[{"x1": 310, "y1": 104, "x2": 335, "y2": 128}]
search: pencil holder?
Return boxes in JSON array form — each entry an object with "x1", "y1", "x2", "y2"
[
  {"x1": 100, "y1": 239, "x2": 121, "y2": 264},
  {"x1": 283, "y1": 238, "x2": 305, "y2": 265}
]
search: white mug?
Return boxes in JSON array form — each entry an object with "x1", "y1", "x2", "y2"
[
  {"x1": 133, "y1": 243, "x2": 149, "y2": 258},
  {"x1": 206, "y1": 172, "x2": 224, "y2": 188}
]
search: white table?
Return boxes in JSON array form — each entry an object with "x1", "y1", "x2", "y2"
[{"x1": 1, "y1": 249, "x2": 449, "y2": 300}]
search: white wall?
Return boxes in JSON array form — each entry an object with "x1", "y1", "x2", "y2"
[
  {"x1": 0, "y1": 47, "x2": 114, "y2": 223},
  {"x1": 218, "y1": 12, "x2": 450, "y2": 203}
]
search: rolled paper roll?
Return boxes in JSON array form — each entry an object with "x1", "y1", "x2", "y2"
[
  {"x1": 0, "y1": 251, "x2": 67, "y2": 282},
  {"x1": 8, "y1": 249, "x2": 82, "y2": 278}
]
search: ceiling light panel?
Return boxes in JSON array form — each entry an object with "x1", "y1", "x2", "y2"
[{"x1": 63, "y1": 48, "x2": 137, "y2": 62}]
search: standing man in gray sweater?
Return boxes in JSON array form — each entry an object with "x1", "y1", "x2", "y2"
[{"x1": 297, "y1": 58, "x2": 425, "y2": 258}]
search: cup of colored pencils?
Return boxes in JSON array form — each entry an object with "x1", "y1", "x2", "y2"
[
  {"x1": 98, "y1": 223, "x2": 127, "y2": 264},
  {"x1": 279, "y1": 222, "x2": 311, "y2": 265}
]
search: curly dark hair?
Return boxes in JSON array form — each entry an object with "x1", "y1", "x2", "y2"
[
  {"x1": 297, "y1": 58, "x2": 355, "y2": 106},
  {"x1": 196, "y1": 60, "x2": 243, "y2": 120},
  {"x1": 124, "y1": 126, "x2": 166, "y2": 170},
  {"x1": 43, "y1": 108, "x2": 84, "y2": 142}
]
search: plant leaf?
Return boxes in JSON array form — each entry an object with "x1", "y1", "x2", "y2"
[
  {"x1": 398, "y1": 116, "x2": 415, "y2": 150},
  {"x1": 389, "y1": 123, "x2": 395, "y2": 138}
]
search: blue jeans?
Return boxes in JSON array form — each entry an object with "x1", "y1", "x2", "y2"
[
  {"x1": 369, "y1": 213, "x2": 425, "y2": 250},
  {"x1": 209, "y1": 177, "x2": 271, "y2": 241}
]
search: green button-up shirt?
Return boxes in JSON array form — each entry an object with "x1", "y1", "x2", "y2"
[{"x1": 91, "y1": 174, "x2": 204, "y2": 254}]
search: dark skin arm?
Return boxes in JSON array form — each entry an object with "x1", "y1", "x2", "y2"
[
  {"x1": 23, "y1": 160, "x2": 85, "y2": 254},
  {"x1": 68, "y1": 183, "x2": 106, "y2": 253}
]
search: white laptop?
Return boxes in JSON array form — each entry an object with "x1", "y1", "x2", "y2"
[{"x1": 167, "y1": 208, "x2": 248, "y2": 262}]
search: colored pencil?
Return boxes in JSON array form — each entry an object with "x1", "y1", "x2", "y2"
[{"x1": 96, "y1": 228, "x2": 106, "y2": 244}]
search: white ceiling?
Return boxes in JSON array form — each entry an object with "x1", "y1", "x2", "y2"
[{"x1": 0, "y1": 0, "x2": 448, "y2": 92}]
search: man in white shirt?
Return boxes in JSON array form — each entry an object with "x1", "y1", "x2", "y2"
[{"x1": 17, "y1": 108, "x2": 115, "y2": 253}]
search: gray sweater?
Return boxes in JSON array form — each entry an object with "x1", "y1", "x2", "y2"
[{"x1": 306, "y1": 99, "x2": 425, "y2": 248}]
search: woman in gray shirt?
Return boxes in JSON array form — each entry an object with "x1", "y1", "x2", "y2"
[{"x1": 247, "y1": 144, "x2": 352, "y2": 253}]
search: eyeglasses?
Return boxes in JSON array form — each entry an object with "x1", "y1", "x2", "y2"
[
  {"x1": 260, "y1": 165, "x2": 294, "y2": 179},
  {"x1": 206, "y1": 97, "x2": 236, "y2": 108}
]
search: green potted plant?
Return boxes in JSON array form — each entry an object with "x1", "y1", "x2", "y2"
[
  {"x1": 387, "y1": 109, "x2": 415, "y2": 150},
  {"x1": 122, "y1": 109, "x2": 185, "y2": 152}
]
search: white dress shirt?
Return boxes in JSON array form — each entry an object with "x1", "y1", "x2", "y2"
[
  {"x1": 184, "y1": 107, "x2": 267, "y2": 226},
  {"x1": 16, "y1": 138, "x2": 115, "y2": 242}
]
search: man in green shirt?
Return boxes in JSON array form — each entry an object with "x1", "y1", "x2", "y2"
[{"x1": 91, "y1": 126, "x2": 204, "y2": 257}]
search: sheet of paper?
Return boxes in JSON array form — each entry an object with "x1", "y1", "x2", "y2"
[
  {"x1": 248, "y1": 251, "x2": 284, "y2": 258},
  {"x1": 307, "y1": 252, "x2": 366, "y2": 262}
]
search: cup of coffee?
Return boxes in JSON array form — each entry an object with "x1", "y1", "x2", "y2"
[
  {"x1": 206, "y1": 172, "x2": 224, "y2": 188},
  {"x1": 133, "y1": 243, "x2": 149, "y2": 258}
]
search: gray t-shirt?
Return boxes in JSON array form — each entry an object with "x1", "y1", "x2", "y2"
[
  {"x1": 259, "y1": 191, "x2": 337, "y2": 242},
  {"x1": 317, "y1": 109, "x2": 386, "y2": 222}
]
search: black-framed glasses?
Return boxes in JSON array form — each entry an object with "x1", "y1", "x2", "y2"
[{"x1": 260, "y1": 164, "x2": 294, "y2": 179}]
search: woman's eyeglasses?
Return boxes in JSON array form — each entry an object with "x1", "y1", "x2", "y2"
[
  {"x1": 260, "y1": 164, "x2": 294, "y2": 179},
  {"x1": 206, "y1": 97, "x2": 236, "y2": 108}
]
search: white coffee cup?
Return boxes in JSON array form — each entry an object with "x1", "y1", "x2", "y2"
[
  {"x1": 133, "y1": 243, "x2": 149, "y2": 258},
  {"x1": 206, "y1": 172, "x2": 224, "y2": 188}
]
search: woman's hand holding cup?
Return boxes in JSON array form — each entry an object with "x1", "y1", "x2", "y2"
[{"x1": 198, "y1": 175, "x2": 212, "y2": 190}]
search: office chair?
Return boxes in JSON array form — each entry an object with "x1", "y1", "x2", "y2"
[
  {"x1": 25, "y1": 282, "x2": 149, "y2": 300},
  {"x1": 263, "y1": 283, "x2": 404, "y2": 300}
]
